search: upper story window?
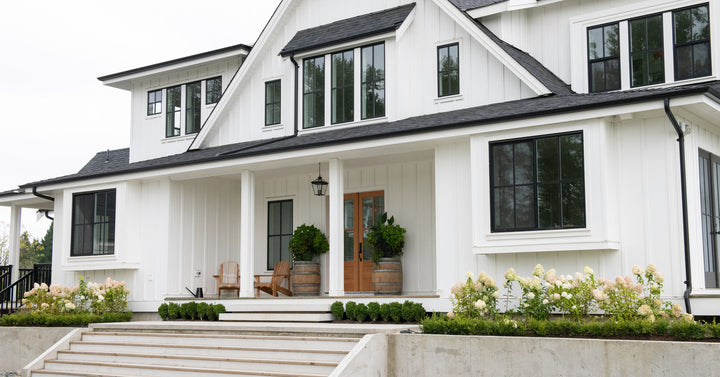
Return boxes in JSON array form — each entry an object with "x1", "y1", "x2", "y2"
[
  {"x1": 206, "y1": 77, "x2": 222, "y2": 104},
  {"x1": 588, "y1": 23, "x2": 620, "y2": 92},
  {"x1": 674, "y1": 4, "x2": 711, "y2": 80},
  {"x1": 332, "y1": 50, "x2": 354, "y2": 124},
  {"x1": 303, "y1": 56, "x2": 325, "y2": 129},
  {"x1": 586, "y1": 3, "x2": 711, "y2": 93},
  {"x1": 630, "y1": 14, "x2": 664, "y2": 87},
  {"x1": 490, "y1": 132, "x2": 585, "y2": 232},
  {"x1": 71, "y1": 190, "x2": 116, "y2": 256},
  {"x1": 185, "y1": 81, "x2": 201, "y2": 134},
  {"x1": 147, "y1": 90, "x2": 162, "y2": 116},
  {"x1": 361, "y1": 43, "x2": 385, "y2": 120},
  {"x1": 437, "y1": 43, "x2": 460, "y2": 97},
  {"x1": 265, "y1": 80, "x2": 281, "y2": 126},
  {"x1": 166, "y1": 86, "x2": 181, "y2": 138}
]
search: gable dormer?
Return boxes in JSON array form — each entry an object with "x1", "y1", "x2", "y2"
[{"x1": 98, "y1": 44, "x2": 250, "y2": 163}]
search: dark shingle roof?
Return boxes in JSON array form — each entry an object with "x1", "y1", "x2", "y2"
[
  {"x1": 280, "y1": 3, "x2": 416, "y2": 57},
  {"x1": 18, "y1": 81, "x2": 720, "y2": 189},
  {"x1": 448, "y1": 0, "x2": 507, "y2": 11}
]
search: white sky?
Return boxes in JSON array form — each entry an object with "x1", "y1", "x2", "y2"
[{"x1": 0, "y1": 0, "x2": 282, "y2": 239}]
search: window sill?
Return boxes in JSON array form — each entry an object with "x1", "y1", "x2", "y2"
[
  {"x1": 145, "y1": 114, "x2": 162, "y2": 120},
  {"x1": 434, "y1": 94, "x2": 463, "y2": 104},
  {"x1": 689, "y1": 289, "x2": 720, "y2": 299},
  {"x1": 263, "y1": 124, "x2": 284, "y2": 132},
  {"x1": 474, "y1": 228, "x2": 619, "y2": 254},
  {"x1": 162, "y1": 134, "x2": 196, "y2": 144},
  {"x1": 299, "y1": 117, "x2": 388, "y2": 135}
]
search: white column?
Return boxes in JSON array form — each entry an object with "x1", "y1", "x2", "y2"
[
  {"x1": 8, "y1": 205, "x2": 21, "y2": 283},
  {"x1": 239, "y1": 170, "x2": 256, "y2": 297},
  {"x1": 328, "y1": 159, "x2": 345, "y2": 296}
]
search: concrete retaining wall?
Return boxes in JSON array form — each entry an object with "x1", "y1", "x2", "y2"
[
  {"x1": 387, "y1": 334, "x2": 720, "y2": 377},
  {"x1": 0, "y1": 327, "x2": 75, "y2": 372}
]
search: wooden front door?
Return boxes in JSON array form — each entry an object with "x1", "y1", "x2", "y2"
[{"x1": 344, "y1": 191, "x2": 384, "y2": 291}]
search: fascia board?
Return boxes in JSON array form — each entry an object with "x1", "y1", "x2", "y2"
[
  {"x1": 396, "y1": 5, "x2": 417, "y2": 41},
  {"x1": 466, "y1": 3, "x2": 508, "y2": 18},
  {"x1": 188, "y1": 1, "x2": 294, "y2": 151},
  {"x1": 433, "y1": 0, "x2": 551, "y2": 95}
]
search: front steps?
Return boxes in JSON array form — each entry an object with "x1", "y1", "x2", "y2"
[{"x1": 29, "y1": 323, "x2": 366, "y2": 377}]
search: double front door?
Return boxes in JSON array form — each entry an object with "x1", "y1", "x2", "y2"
[{"x1": 344, "y1": 191, "x2": 384, "y2": 291}]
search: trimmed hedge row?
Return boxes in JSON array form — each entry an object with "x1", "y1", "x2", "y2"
[
  {"x1": 331, "y1": 300, "x2": 426, "y2": 323},
  {"x1": 0, "y1": 311, "x2": 132, "y2": 327},
  {"x1": 158, "y1": 302, "x2": 226, "y2": 321}
]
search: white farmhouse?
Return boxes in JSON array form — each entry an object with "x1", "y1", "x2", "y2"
[{"x1": 2, "y1": 0, "x2": 720, "y2": 316}]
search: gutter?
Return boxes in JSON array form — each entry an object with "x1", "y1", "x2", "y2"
[
  {"x1": 32, "y1": 186, "x2": 55, "y2": 221},
  {"x1": 664, "y1": 97, "x2": 692, "y2": 314},
  {"x1": 290, "y1": 55, "x2": 300, "y2": 136}
]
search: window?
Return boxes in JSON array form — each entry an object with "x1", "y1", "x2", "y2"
[
  {"x1": 267, "y1": 200, "x2": 293, "y2": 270},
  {"x1": 303, "y1": 56, "x2": 325, "y2": 128},
  {"x1": 332, "y1": 50, "x2": 354, "y2": 124},
  {"x1": 206, "y1": 77, "x2": 222, "y2": 104},
  {"x1": 265, "y1": 80, "x2": 281, "y2": 126},
  {"x1": 699, "y1": 150, "x2": 720, "y2": 288},
  {"x1": 490, "y1": 132, "x2": 585, "y2": 232},
  {"x1": 362, "y1": 43, "x2": 385, "y2": 120},
  {"x1": 437, "y1": 43, "x2": 459, "y2": 97},
  {"x1": 185, "y1": 81, "x2": 201, "y2": 134},
  {"x1": 674, "y1": 4, "x2": 711, "y2": 81},
  {"x1": 166, "y1": 86, "x2": 181, "y2": 138},
  {"x1": 588, "y1": 23, "x2": 620, "y2": 92},
  {"x1": 630, "y1": 15, "x2": 664, "y2": 87},
  {"x1": 147, "y1": 90, "x2": 162, "y2": 116},
  {"x1": 71, "y1": 190, "x2": 116, "y2": 256}
]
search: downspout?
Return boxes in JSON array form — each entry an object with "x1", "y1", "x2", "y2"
[
  {"x1": 290, "y1": 55, "x2": 300, "y2": 136},
  {"x1": 664, "y1": 97, "x2": 692, "y2": 314},
  {"x1": 32, "y1": 186, "x2": 55, "y2": 221}
]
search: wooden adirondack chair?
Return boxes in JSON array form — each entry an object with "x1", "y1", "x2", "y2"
[
  {"x1": 254, "y1": 260, "x2": 292, "y2": 297},
  {"x1": 213, "y1": 261, "x2": 240, "y2": 297}
]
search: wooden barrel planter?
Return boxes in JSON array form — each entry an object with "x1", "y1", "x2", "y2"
[
  {"x1": 372, "y1": 258, "x2": 403, "y2": 294},
  {"x1": 291, "y1": 261, "x2": 321, "y2": 296}
]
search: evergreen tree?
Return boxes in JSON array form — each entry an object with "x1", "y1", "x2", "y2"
[
  {"x1": 39, "y1": 223, "x2": 53, "y2": 264},
  {"x1": 19, "y1": 231, "x2": 44, "y2": 269}
]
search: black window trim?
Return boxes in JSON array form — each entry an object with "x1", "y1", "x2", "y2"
[
  {"x1": 185, "y1": 80, "x2": 202, "y2": 135},
  {"x1": 265, "y1": 79, "x2": 282, "y2": 127},
  {"x1": 587, "y1": 22, "x2": 621, "y2": 93},
  {"x1": 361, "y1": 42, "x2": 386, "y2": 120},
  {"x1": 437, "y1": 42, "x2": 460, "y2": 98},
  {"x1": 267, "y1": 199, "x2": 293, "y2": 271},
  {"x1": 165, "y1": 85, "x2": 182, "y2": 138},
  {"x1": 489, "y1": 131, "x2": 586, "y2": 233},
  {"x1": 672, "y1": 3, "x2": 712, "y2": 81},
  {"x1": 628, "y1": 12, "x2": 665, "y2": 88},
  {"x1": 70, "y1": 189, "x2": 117, "y2": 257},
  {"x1": 147, "y1": 89, "x2": 162, "y2": 116},
  {"x1": 205, "y1": 76, "x2": 223, "y2": 105},
  {"x1": 303, "y1": 54, "x2": 326, "y2": 129},
  {"x1": 331, "y1": 49, "x2": 355, "y2": 125}
]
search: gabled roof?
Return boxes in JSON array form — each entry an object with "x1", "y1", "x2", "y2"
[
  {"x1": 279, "y1": 3, "x2": 416, "y2": 57},
  {"x1": 448, "y1": 0, "x2": 507, "y2": 11},
  {"x1": 18, "y1": 80, "x2": 720, "y2": 189}
]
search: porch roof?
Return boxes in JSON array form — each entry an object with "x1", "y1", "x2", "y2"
[
  {"x1": 14, "y1": 79, "x2": 720, "y2": 190},
  {"x1": 448, "y1": 0, "x2": 507, "y2": 11}
]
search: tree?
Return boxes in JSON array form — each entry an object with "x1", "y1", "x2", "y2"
[
  {"x1": 0, "y1": 233, "x2": 8, "y2": 266},
  {"x1": 19, "y1": 231, "x2": 45, "y2": 269},
  {"x1": 39, "y1": 222, "x2": 53, "y2": 264}
]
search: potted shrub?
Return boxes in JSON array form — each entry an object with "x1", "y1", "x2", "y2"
[
  {"x1": 367, "y1": 212, "x2": 406, "y2": 294},
  {"x1": 288, "y1": 224, "x2": 329, "y2": 296}
]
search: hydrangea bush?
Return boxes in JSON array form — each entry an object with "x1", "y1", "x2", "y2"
[{"x1": 22, "y1": 276, "x2": 129, "y2": 315}]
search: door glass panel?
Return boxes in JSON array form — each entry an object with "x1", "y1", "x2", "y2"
[
  {"x1": 363, "y1": 197, "x2": 374, "y2": 228},
  {"x1": 344, "y1": 199, "x2": 354, "y2": 229},
  {"x1": 344, "y1": 230, "x2": 354, "y2": 261}
]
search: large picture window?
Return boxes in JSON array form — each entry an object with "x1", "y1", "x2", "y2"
[
  {"x1": 267, "y1": 200, "x2": 293, "y2": 270},
  {"x1": 71, "y1": 190, "x2": 116, "y2": 256},
  {"x1": 185, "y1": 81, "x2": 201, "y2": 134},
  {"x1": 490, "y1": 133, "x2": 585, "y2": 232},
  {"x1": 674, "y1": 4, "x2": 711, "y2": 81},
  {"x1": 437, "y1": 43, "x2": 459, "y2": 97},
  {"x1": 361, "y1": 43, "x2": 385, "y2": 120},
  {"x1": 166, "y1": 86, "x2": 181, "y2": 138},
  {"x1": 332, "y1": 50, "x2": 354, "y2": 124},
  {"x1": 588, "y1": 23, "x2": 620, "y2": 92},
  {"x1": 303, "y1": 56, "x2": 325, "y2": 129}
]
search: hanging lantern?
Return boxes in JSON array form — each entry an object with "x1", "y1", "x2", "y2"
[{"x1": 311, "y1": 163, "x2": 328, "y2": 196}]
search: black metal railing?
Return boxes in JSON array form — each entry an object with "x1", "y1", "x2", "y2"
[
  {"x1": 0, "y1": 266, "x2": 11, "y2": 302},
  {"x1": 0, "y1": 264, "x2": 52, "y2": 317}
]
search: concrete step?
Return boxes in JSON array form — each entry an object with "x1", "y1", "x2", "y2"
[
  {"x1": 80, "y1": 331, "x2": 358, "y2": 351},
  {"x1": 219, "y1": 312, "x2": 334, "y2": 322},
  {"x1": 55, "y1": 351, "x2": 338, "y2": 375},
  {"x1": 39, "y1": 360, "x2": 328, "y2": 377},
  {"x1": 31, "y1": 371, "x2": 137, "y2": 377},
  {"x1": 68, "y1": 341, "x2": 349, "y2": 362}
]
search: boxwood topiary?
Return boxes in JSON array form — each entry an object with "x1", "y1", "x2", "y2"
[
  {"x1": 355, "y1": 303, "x2": 369, "y2": 322},
  {"x1": 345, "y1": 301, "x2": 358, "y2": 321},
  {"x1": 367, "y1": 302, "x2": 381, "y2": 321},
  {"x1": 331, "y1": 301, "x2": 344, "y2": 321}
]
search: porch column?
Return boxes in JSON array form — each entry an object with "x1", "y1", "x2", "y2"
[
  {"x1": 328, "y1": 159, "x2": 344, "y2": 296},
  {"x1": 239, "y1": 170, "x2": 256, "y2": 297},
  {"x1": 8, "y1": 205, "x2": 21, "y2": 284}
]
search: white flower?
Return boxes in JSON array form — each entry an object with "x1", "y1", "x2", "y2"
[
  {"x1": 474, "y1": 300, "x2": 487, "y2": 310},
  {"x1": 542, "y1": 299, "x2": 549, "y2": 305},
  {"x1": 532, "y1": 264, "x2": 545, "y2": 277},
  {"x1": 632, "y1": 265, "x2": 644, "y2": 276},
  {"x1": 584, "y1": 266, "x2": 594, "y2": 275},
  {"x1": 446, "y1": 311, "x2": 455, "y2": 319},
  {"x1": 655, "y1": 272, "x2": 664, "y2": 283},
  {"x1": 466, "y1": 271, "x2": 474, "y2": 279},
  {"x1": 527, "y1": 292, "x2": 535, "y2": 300},
  {"x1": 492, "y1": 291, "x2": 500, "y2": 299}
]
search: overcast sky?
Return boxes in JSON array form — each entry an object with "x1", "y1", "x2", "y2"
[{"x1": 0, "y1": 0, "x2": 281, "y2": 238}]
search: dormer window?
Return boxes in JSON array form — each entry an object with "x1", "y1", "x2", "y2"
[
  {"x1": 147, "y1": 90, "x2": 162, "y2": 116},
  {"x1": 185, "y1": 81, "x2": 201, "y2": 134},
  {"x1": 166, "y1": 86, "x2": 181, "y2": 138},
  {"x1": 585, "y1": 3, "x2": 711, "y2": 93},
  {"x1": 206, "y1": 77, "x2": 222, "y2": 104},
  {"x1": 331, "y1": 50, "x2": 354, "y2": 124},
  {"x1": 361, "y1": 43, "x2": 386, "y2": 120},
  {"x1": 303, "y1": 56, "x2": 325, "y2": 129}
]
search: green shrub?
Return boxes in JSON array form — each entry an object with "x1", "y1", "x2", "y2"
[
  {"x1": 345, "y1": 301, "x2": 358, "y2": 321},
  {"x1": 379, "y1": 303, "x2": 391, "y2": 322},
  {"x1": 331, "y1": 301, "x2": 344, "y2": 321},
  {"x1": 669, "y1": 319, "x2": 706, "y2": 340},
  {"x1": 183, "y1": 302, "x2": 198, "y2": 320},
  {"x1": 355, "y1": 304, "x2": 368, "y2": 322},
  {"x1": 288, "y1": 224, "x2": 329, "y2": 262},
  {"x1": 196, "y1": 302, "x2": 209, "y2": 320},
  {"x1": 708, "y1": 319, "x2": 720, "y2": 338},
  {"x1": 167, "y1": 303, "x2": 180, "y2": 320},
  {"x1": 367, "y1": 302, "x2": 381, "y2": 322},
  {"x1": 401, "y1": 301, "x2": 415, "y2": 322},
  {"x1": 412, "y1": 303, "x2": 426, "y2": 322},
  {"x1": 389, "y1": 302, "x2": 402, "y2": 323},
  {"x1": 0, "y1": 311, "x2": 131, "y2": 327},
  {"x1": 206, "y1": 304, "x2": 226, "y2": 321},
  {"x1": 158, "y1": 303, "x2": 169, "y2": 321}
]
